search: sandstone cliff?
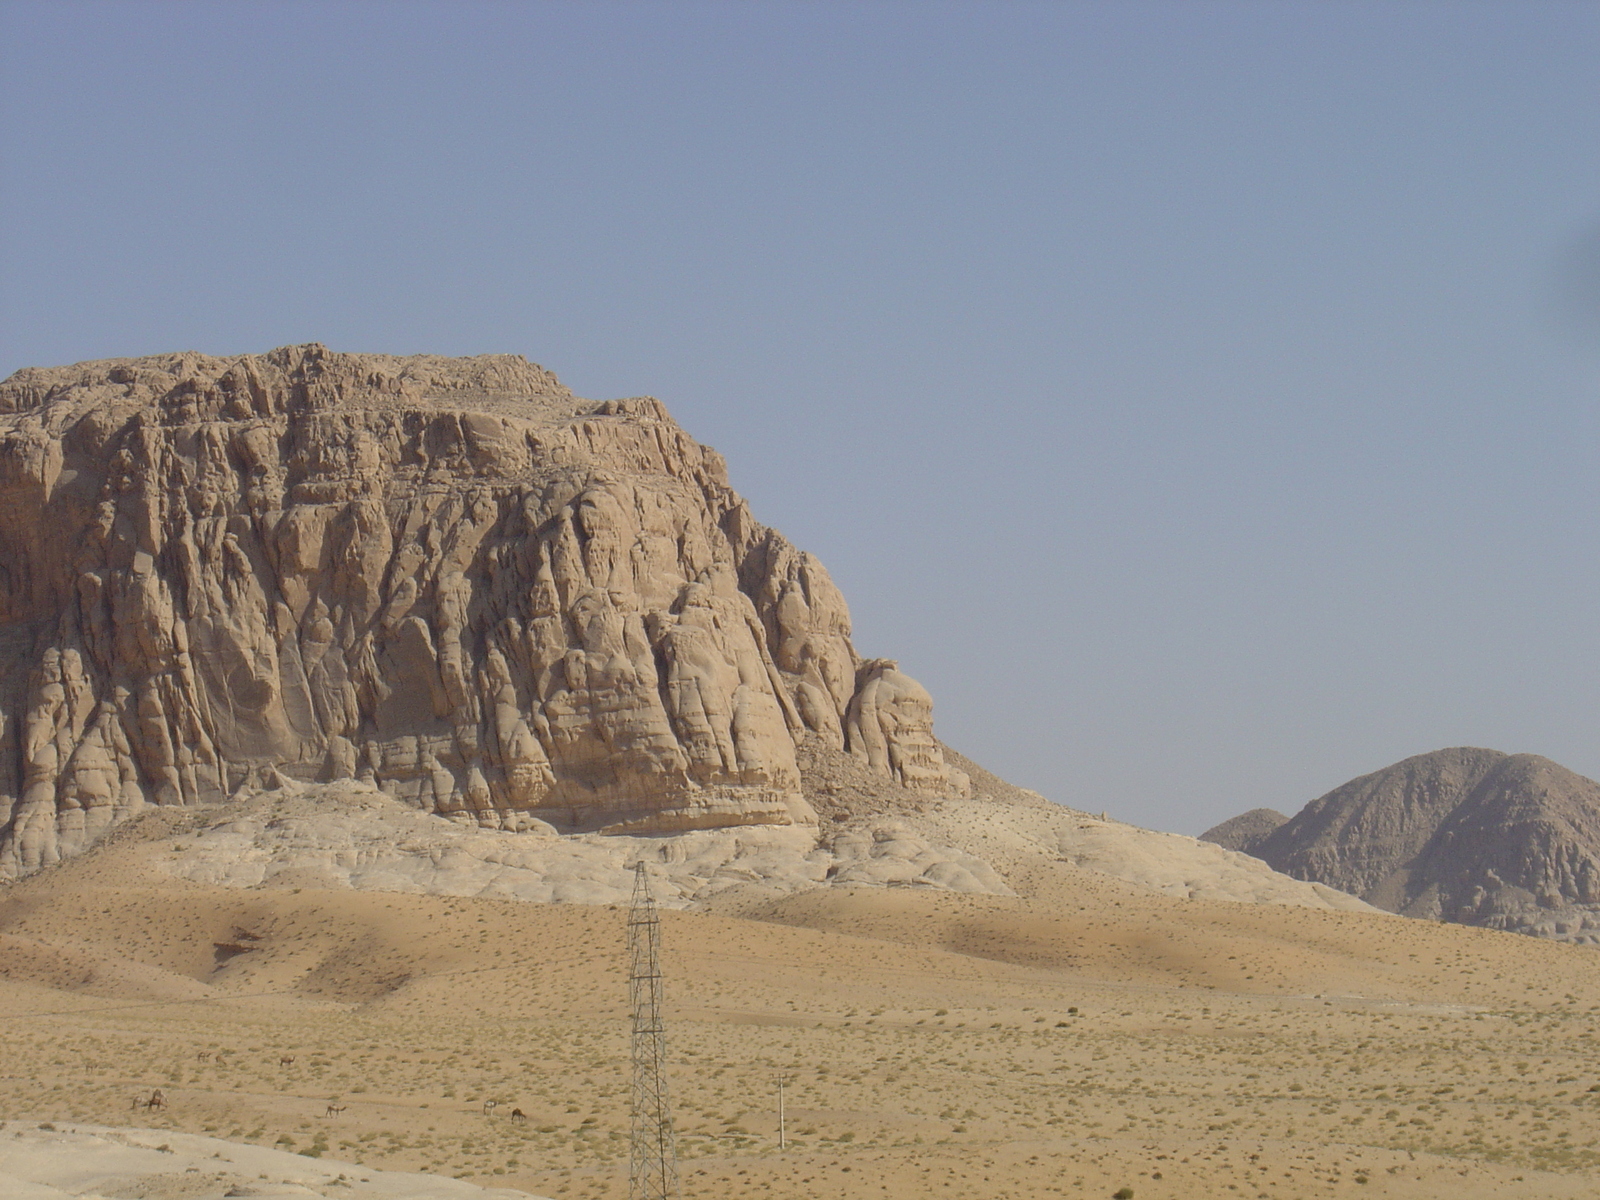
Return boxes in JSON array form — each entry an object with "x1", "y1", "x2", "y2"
[
  {"x1": 1232, "y1": 748, "x2": 1600, "y2": 942},
  {"x1": 0, "y1": 345, "x2": 969, "y2": 876}
]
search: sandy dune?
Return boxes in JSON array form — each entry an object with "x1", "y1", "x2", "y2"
[{"x1": 5, "y1": 812, "x2": 1600, "y2": 1199}]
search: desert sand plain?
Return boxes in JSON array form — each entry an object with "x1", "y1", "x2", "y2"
[{"x1": 6, "y1": 807, "x2": 1600, "y2": 1200}]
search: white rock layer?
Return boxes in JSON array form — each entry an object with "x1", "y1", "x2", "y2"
[{"x1": 164, "y1": 778, "x2": 1372, "y2": 915}]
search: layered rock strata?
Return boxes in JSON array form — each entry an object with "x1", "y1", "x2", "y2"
[{"x1": 0, "y1": 346, "x2": 966, "y2": 876}]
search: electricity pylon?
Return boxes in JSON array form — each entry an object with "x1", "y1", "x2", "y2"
[
  {"x1": 628, "y1": 862, "x2": 679, "y2": 1200},
  {"x1": 775, "y1": 1075, "x2": 790, "y2": 1149}
]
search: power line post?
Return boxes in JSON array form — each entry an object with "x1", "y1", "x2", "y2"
[
  {"x1": 628, "y1": 863, "x2": 679, "y2": 1200},
  {"x1": 775, "y1": 1075, "x2": 790, "y2": 1150}
]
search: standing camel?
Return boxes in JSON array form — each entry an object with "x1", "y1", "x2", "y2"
[{"x1": 482, "y1": 1099, "x2": 499, "y2": 1117}]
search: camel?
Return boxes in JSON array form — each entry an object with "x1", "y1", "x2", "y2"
[
  {"x1": 509, "y1": 1107, "x2": 527, "y2": 1121},
  {"x1": 482, "y1": 1099, "x2": 499, "y2": 1117},
  {"x1": 325, "y1": 1103, "x2": 347, "y2": 1118},
  {"x1": 279, "y1": 1055, "x2": 296, "y2": 1067},
  {"x1": 144, "y1": 1088, "x2": 167, "y2": 1110}
]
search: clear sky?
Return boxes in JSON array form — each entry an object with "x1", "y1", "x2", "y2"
[{"x1": 3, "y1": 0, "x2": 1598, "y2": 834}]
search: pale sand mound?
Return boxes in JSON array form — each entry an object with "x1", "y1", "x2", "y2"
[
  {"x1": 878, "y1": 792, "x2": 1376, "y2": 910},
  {"x1": 159, "y1": 779, "x2": 1372, "y2": 916},
  {"x1": 162, "y1": 781, "x2": 1009, "y2": 906},
  {"x1": 0, "y1": 1122, "x2": 547, "y2": 1200}
]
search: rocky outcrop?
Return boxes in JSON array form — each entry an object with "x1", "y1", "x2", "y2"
[
  {"x1": 1235, "y1": 748, "x2": 1600, "y2": 943},
  {"x1": 0, "y1": 346, "x2": 966, "y2": 876},
  {"x1": 154, "y1": 772, "x2": 1370, "y2": 914},
  {"x1": 845, "y1": 660, "x2": 969, "y2": 796},
  {"x1": 1200, "y1": 808, "x2": 1289, "y2": 855},
  {"x1": 164, "y1": 778, "x2": 1012, "y2": 906}
]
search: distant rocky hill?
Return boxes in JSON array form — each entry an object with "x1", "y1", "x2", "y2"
[
  {"x1": 1206, "y1": 747, "x2": 1600, "y2": 943},
  {"x1": 1199, "y1": 807, "x2": 1288, "y2": 855},
  {"x1": 0, "y1": 345, "x2": 970, "y2": 876}
]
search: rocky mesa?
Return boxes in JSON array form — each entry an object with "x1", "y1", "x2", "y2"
[{"x1": 0, "y1": 345, "x2": 970, "y2": 876}]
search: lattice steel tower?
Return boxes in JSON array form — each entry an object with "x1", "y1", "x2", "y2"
[{"x1": 628, "y1": 862, "x2": 680, "y2": 1200}]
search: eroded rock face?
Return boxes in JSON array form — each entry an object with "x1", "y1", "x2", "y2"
[
  {"x1": 846, "y1": 659, "x2": 968, "y2": 796},
  {"x1": 0, "y1": 345, "x2": 964, "y2": 876}
]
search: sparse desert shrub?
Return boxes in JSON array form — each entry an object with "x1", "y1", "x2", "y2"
[{"x1": 1114, "y1": 1189, "x2": 1135, "y2": 1199}]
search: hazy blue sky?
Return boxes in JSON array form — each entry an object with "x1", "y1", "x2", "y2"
[{"x1": 3, "y1": 1, "x2": 1598, "y2": 834}]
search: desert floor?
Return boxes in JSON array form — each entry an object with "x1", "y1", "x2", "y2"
[{"x1": 5, "y1": 817, "x2": 1600, "y2": 1199}]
